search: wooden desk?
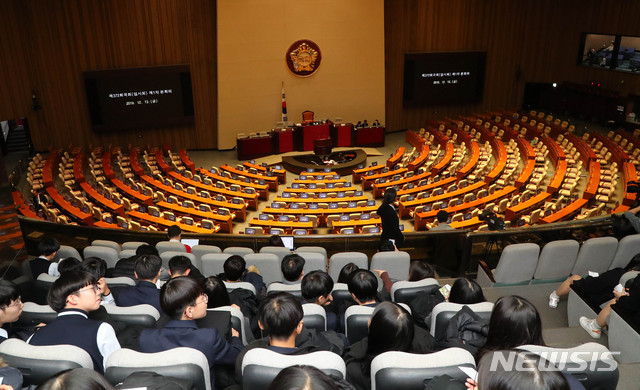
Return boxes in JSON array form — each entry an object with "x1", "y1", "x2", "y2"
[
  {"x1": 273, "y1": 195, "x2": 368, "y2": 204},
  {"x1": 450, "y1": 216, "x2": 482, "y2": 229},
  {"x1": 387, "y1": 147, "x2": 405, "y2": 167},
  {"x1": 331, "y1": 218, "x2": 382, "y2": 233},
  {"x1": 284, "y1": 186, "x2": 358, "y2": 195},
  {"x1": 243, "y1": 161, "x2": 286, "y2": 184},
  {"x1": 102, "y1": 151, "x2": 116, "y2": 179},
  {"x1": 397, "y1": 176, "x2": 458, "y2": 197},
  {"x1": 111, "y1": 178, "x2": 153, "y2": 206},
  {"x1": 505, "y1": 192, "x2": 551, "y2": 220},
  {"x1": 156, "y1": 201, "x2": 233, "y2": 233},
  {"x1": 140, "y1": 175, "x2": 247, "y2": 221},
  {"x1": 539, "y1": 199, "x2": 589, "y2": 224},
  {"x1": 399, "y1": 181, "x2": 486, "y2": 218},
  {"x1": 515, "y1": 159, "x2": 536, "y2": 189},
  {"x1": 361, "y1": 168, "x2": 408, "y2": 190},
  {"x1": 73, "y1": 153, "x2": 86, "y2": 183},
  {"x1": 297, "y1": 124, "x2": 331, "y2": 151},
  {"x1": 484, "y1": 138, "x2": 507, "y2": 183},
  {"x1": 547, "y1": 160, "x2": 568, "y2": 194},
  {"x1": 128, "y1": 210, "x2": 219, "y2": 233},
  {"x1": 249, "y1": 219, "x2": 314, "y2": 233},
  {"x1": 457, "y1": 141, "x2": 480, "y2": 179},
  {"x1": 583, "y1": 162, "x2": 600, "y2": 199},
  {"x1": 220, "y1": 164, "x2": 278, "y2": 191},
  {"x1": 414, "y1": 186, "x2": 517, "y2": 230},
  {"x1": 179, "y1": 149, "x2": 196, "y2": 171},
  {"x1": 130, "y1": 149, "x2": 146, "y2": 175},
  {"x1": 408, "y1": 144, "x2": 430, "y2": 171},
  {"x1": 154, "y1": 150, "x2": 173, "y2": 173},
  {"x1": 260, "y1": 205, "x2": 378, "y2": 227},
  {"x1": 197, "y1": 169, "x2": 267, "y2": 202},
  {"x1": 431, "y1": 143, "x2": 454, "y2": 174},
  {"x1": 353, "y1": 165, "x2": 384, "y2": 184},
  {"x1": 237, "y1": 133, "x2": 273, "y2": 160},
  {"x1": 42, "y1": 152, "x2": 59, "y2": 187},
  {"x1": 79, "y1": 182, "x2": 125, "y2": 217},
  {"x1": 12, "y1": 191, "x2": 41, "y2": 219},
  {"x1": 95, "y1": 221, "x2": 120, "y2": 229},
  {"x1": 372, "y1": 170, "x2": 431, "y2": 198},
  {"x1": 292, "y1": 177, "x2": 347, "y2": 185},
  {"x1": 622, "y1": 162, "x2": 638, "y2": 206},
  {"x1": 46, "y1": 187, "x2": 93, "y2": 225}
]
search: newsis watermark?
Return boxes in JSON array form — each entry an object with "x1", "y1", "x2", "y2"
[{"x1": 488, "y1": 351, "x2": 619, "y2": 372}]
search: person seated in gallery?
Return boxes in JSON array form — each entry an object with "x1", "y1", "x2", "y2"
[
  {"x1": 168, "y1": 255, "x2": 205, "y2": 280},
  {"x1": 28, "y1": 270, "x2": 121, "y2": 374},
  {"x1": 116, "y1": 255, "x2": 162, "y2": 313},
  {"x1": 281, "y1": 254, "x2": 305, "y2": 285},
  {"x1": 301, "y1": 270, "x2": 339, "y2": 331}
]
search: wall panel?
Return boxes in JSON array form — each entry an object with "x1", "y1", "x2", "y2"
[
  {"x1": 0, "y1": 0, "x2": 217, "y2": 151},
  {"x1": 384, "y1": 0, "x2": 640, "y2": 132}
]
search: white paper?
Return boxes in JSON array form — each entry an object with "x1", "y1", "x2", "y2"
[
  {"x1": 459, "y1": 366, "x2": 478, "y2": 381},
  {"x1": 588, "y1": 271, "x2": 599, "y2": 278}
]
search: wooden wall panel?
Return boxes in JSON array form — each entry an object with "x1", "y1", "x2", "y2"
[
  {"x1": 384, "y1": 0, "x2": 640, "y2": 132},
  {"x1": 0, "y1": 0, "x2": 217, "y2": 151},
  {"x1": 2, "y1": 0, "x2": 640, "y2": 150}
]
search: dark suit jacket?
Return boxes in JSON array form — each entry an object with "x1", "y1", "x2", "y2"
[
  {"x1": 377, "y1": 203, "x2": 404, "y2": 247},
  {"x1": 116, "y1": 280, "x2": 162, "y2": 313},
  {"x1": 140, "y1": 319, "x2": 243, "y2": 389}
]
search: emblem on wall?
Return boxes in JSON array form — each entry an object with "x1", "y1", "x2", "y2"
[{"x1": 286, "y1": 40, "x2": 322, "y2": 77}]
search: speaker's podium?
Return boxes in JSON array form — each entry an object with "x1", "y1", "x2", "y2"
[
  {"x1": 295, "y1": 123, "x2": 331, "y2": 151},
  {"x1": 313, "y1": 138, "x2": 332, "y2": 156}
]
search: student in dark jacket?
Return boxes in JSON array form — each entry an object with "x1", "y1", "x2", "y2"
[
  {"x1": 235, "y1": 292, "x2": 347, "y2": 382},
  {"x1": 116, "y1": 255, "x2": 162, "y2": 313},
  {"x1": 168, "y1": 255, "x2": 205, "y2": 280},
  {"x1": 343, "y1": 302, "x2": 437, "y2": 390},
  {"x1": 377, "y1": 187, "x2": 404, "y2": 248},
  {"x1": 28, "y1": 270, "x2": 121, "y2": 374},
  {"x1": 111, "y1": 244, "x2": 158, "y2": 280},
  {"x1": 221, "y1": 255, "x2": 266, "y2": 299},
  {"x1": 302, "y1": 270, "x2": 339, "y2": 331},
  {"x1": 30, "y1": 237, "x2": 61, "y2": 279},
  {"x1": 139, "y1": 276, "x2": 242, "y2": 390}
]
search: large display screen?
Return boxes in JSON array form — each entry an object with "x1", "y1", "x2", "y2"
[
  {"x1": 84, "y1": 65, "x2": 195, "y2": 132},
  {"x1": 403, "y1": 51, "x2": 487, "y2": 106}
]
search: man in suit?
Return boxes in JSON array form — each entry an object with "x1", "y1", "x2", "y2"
[
  {"x1": 139, "y1": 276, "x2": 242, "y2": 390},
  {"x1": 116, "y1": 255, "x2": 162, "y2": 313},
  {"x1": 377, "y1": 187, "x2": 404, "y2": 248}
]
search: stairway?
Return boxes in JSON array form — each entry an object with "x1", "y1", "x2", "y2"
[{"x1": 4, "y1": 126, "x2": 31, "y2": 153}]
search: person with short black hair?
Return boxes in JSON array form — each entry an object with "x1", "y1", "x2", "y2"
[
  {"x1": 80, "y1": 258, "x2": 115, "y2": 305},
  {"x1": 302, "y1": 271, "x2": 338, "y2": 331},
  {"x1": 222, "y1": 255, "x2": 265, "y2": 295},
  {"x1": 348, "y1": 269, "x2": 378, "y2": 306},
  {"x1": 139, "y1": 276, "x2": 242, "y2": 390},
  {"x1": 430, "y1": 210, "x2": 454, "y2": 230},
  {"x1": 116, "y1": 255, "x2": 162, "y2": 313},
  {"x1": 111, "y1": 244, "x2": 158, "y2": 280},
  {"x1": 57, "y1": 257, "x2": 81, "y2": 274},
  {"x1": 337, "y1": 263, "x2": 359, "y2": 284},
  {"x1": 168, "y1": 225, "x2": 191, "y2": 253},
  {"x1": 168, "y1": 255, "x2": 204, "y2": 280},
  {"x1": 269, "y1": 234, "x2": 285, "y2": 247},
  {"x1": 28, "y1": 270, "x2": 121, "y2": 374},
  {"x1": 0, "y1": 280, "x2": 22, "y2": 342},
  {"x1": 374, "y1": 260, "x2": 436, "y2": 294},
  {"x1": 281, "y1": 254, "x2": 305, "y2": 284},
  {"x1": 30, "y1": 237, "x2": 61, "y2": 279}
]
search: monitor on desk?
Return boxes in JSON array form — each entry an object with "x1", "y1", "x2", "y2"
[{"x1": 281, "y1": 236, "x2": 294, "y2": 250}]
